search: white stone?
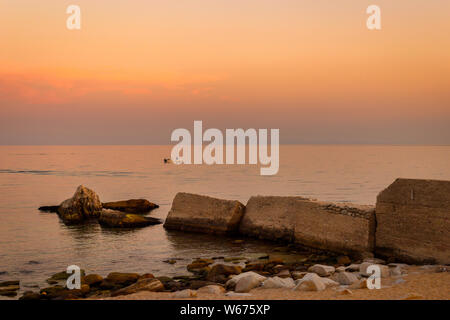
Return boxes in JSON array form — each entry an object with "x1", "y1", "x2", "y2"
[
  {"x1": 226, "y1": 271, "x2": 267, "y2": 293},
  {"x1": 293, "y1": 273, "x2": 326, "y2": 291},
  {"x1": 261, "y1": 277, "x2": 295, "y2": 289},
  {"x1": 307, "y1": 264, "x2": 335, "y2": 276},
  {"x1": 172, "y1": 289, "x2": 197, "y2": 298}
]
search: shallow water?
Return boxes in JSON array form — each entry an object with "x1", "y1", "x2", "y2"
[{"x1": 0, "y1": 145, "x2": 449, "y2": 298}]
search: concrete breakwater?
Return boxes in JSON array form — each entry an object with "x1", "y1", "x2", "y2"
[{"x1": 164, "y1": 178, "x2": 450, "y2": 265}]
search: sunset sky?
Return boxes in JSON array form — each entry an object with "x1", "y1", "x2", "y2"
[{"x1": 0, "y1": 0, "x2": 449, "y2": 145}]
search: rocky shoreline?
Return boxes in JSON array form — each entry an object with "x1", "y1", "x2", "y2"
[{"x1": 5, "y1": 251, "x2": 448, "y2": 300}]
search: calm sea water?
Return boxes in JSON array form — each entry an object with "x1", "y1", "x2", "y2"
[{"x1": 0, "y1": 145, "x2": 449, "y2": 298}]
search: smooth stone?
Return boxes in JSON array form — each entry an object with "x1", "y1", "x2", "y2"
[
  {"x1": 261, "y1": 276, "x2": 295, "y2": 289},
  {"x1": 82, "y1": 274, "x2": 103, "y2": 286},
  {"x1": 226, "y1": 272, "x2": 266, "y2": 293},
  {"x1": 307, "y1": 264, "x2": 335, "y2": 277},
  {"x1": 293, "y1": 273, "x2": 326, "y2": 291},
  {"x1": 345, "y1": 264, "x2": 361, "y2": 272},
  {"x1": 172, "y1": 289, "x2": 197, "y2": 298}
]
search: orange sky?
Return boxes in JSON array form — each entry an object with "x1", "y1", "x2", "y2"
[{"x1": 0, "y1": 0, "x2": 449, "y2": 144}]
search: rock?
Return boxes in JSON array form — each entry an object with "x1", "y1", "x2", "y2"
[
  {"x1": 102, "y1": 199, "x2": 159, "y2": 213},
  {"x1": 336, "y1": 256, "x2": 351, "y2": 265},
  {"x1": 82, "y1": 274, "x2": 103, "y2": 286},
  {"x1": 187, "y1": 259, "x2": 214, "y2": 274},
  {"x1": 47, "y1": 270, "x2": 85, "y2": 282},
  {"x1": 336, "y1": 266, "x2": 346, "y2": 273},
  {"x1": 293, "y1": 273, "x2": 339, "y2": 292},
  {"x1": 291, "y1": 271, "x2": 307, "y2": 280},
  {"x1": 164, "y1": 260, "x2": 177, "y2": 264},
  {"x1": 172, "y1": 289, "x2": 197, "y2": 298},
  {"x1": 164, "y1": 193, "x2": 245, "y2": 234},
  {"x1": 40, "y1": 285, "x2": 84, "y2": 300},
  {"x1": 80, "y1": 284, "x2": 90, "y2": 294},
  {"x1": 293, "y1": 273, "x2": 326, "y2": 291},
  {"x1": 261, "y1": 276, "x2": 295, "y2": 289},
  {"x1": 206, "y1": 264, "x2": 242, "y2": 283},
  {"x1": 57, "y1": 185, "x2": 102, "y2": 224},
  {"x1": 272, "y1": 264, "x2": 288, "y2": 274},
  {"x1": 226, "y1": 272, "x2": 266, "y2": 293},
  {"x1": 390, "y1": 266, "x2": 403, "y2": 277},
  {"x1": 359, "y1": 263, "x2": 390, "y2": 278},
  {"x1": 348, "y1": 279, "x2": 368, "y2": 289},
  {"x1": 243, "y1": 261, "x2": 265, "y2": 272},
  {"x1": 140, "y1": 273, "x2": 155, "y2": 279},
  {"x1": 98, "y1": 210, "x2": 161, "y2": 228},
  {"x1": 332, "y1": 272, "x2": 359, "y2": 285},
  {"x1": 0, "y1": 280, "x2": 19, "y2": 286},
  {"x1": 276, "y1": 269, "x2": 291, "y2": 278},
  {"x1": 0, "y1": 289, "x2": 18, "y2": 297},
  {"x1": 187, "y1": 280, "x2": 218, "y2": 290},
  {"x1": 197, "y1": 285, "x2": 226, "y2": 295},
  {"x1": 111, "y1": 278, "x2": 164, "y2": 297},
  {"x1": 38, "y1": 205, "x2": 59, "y2": 213},
  {"x1": 376, "y1": 178, "x2": 450, "y2": 264},
  {"x1": 239, "y1": 196, "x2": 376, "y2": 255},
  {"x1": 104, "y1": 272, "x2": 140, "y2": 287},
  {"x1": 19, "y1": 291, "x2": 42, "y2": 300},
  {"x1": 345, "y1": 264, "x2": 360, "y2": 272},
  {"x1": 308, "y1": 264, "x2": 335, "y2": 277}
]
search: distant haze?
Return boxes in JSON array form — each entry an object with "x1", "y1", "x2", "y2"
[{"x1": 0, "y1": 0, "x2": 449, "y2": 145}]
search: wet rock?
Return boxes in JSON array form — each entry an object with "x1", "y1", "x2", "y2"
[
  {"x1": 57, "y1": 185, "x2": 102, "y2": 224},
  {"x1": 104, "y1": 272, "x2": 140, "y2": 287},
  {"x1": 187, "y1": 259, "x2": 214, "y2": 274},
  {"x1": 111, "y1": 278, "x2": 164, "y2": 297},
  {"x1": 187, "y1": 280, "x2": 218, "y2": 290},
  {"x1": 82, "y1": 274, "x2": 103, "y2": 286},
  {"x1": 140, "y1": 273, "x2": 155, "y2": 280},
  {"x1": 197, "y1": 285, "x2": 226, "y2": 295},
  {"x1": 102, "y1": 199, "x2": 159, "y2": 213},
  {"x1": 261, "y1": 276, "x2": 295, "y2": 289},
  {"x1": 38, "y1": 206, "x2": 59, "y2": 213},
  {"x1": 226, "y1": 272, "x2": 266, "y2": 293},
  {"x1": 0, "y1": 280, "x2": 19, "y2": 286},
  {"x1": 243, "y1": 261, "x2": 265, "y2": 272},
  {"x1": 80, "y1": 284, "x2": 90, "y2": 294},
  {"x1": 172, "y1": 289, "x2": 197, "y2": 298},
  {"x1": 336, "y1": 256, "x2": 351, "y2": 265},
  {"x1": 332, "y1": 272, "x2": 359, "y2": 285},
  {"x1": 19, "y1": 291, "x2": 42, "y2": 300},
  {"x1": 47, "y1": 270, "x2": 85, "y2": 282},
  {"x1": 307, "y1": 264, "x2": 335, "y2": 277},
  {"x1": 164, "y1": 259, "x2": 177, "y2": 264},
  {"x1": 206, "y1": 264, "x2": 242, "y2": 283},
  {"x1": 98, "y1": 210, "x2": 162, "y2": 228},
  {"x1": 40, "y1": 285, "x2": 84, "y2": 300}
]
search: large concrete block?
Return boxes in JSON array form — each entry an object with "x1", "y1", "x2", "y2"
[
  {"x1": 239, "y1": 196, "x2": 375, "y2": 256},
  {"x1": 375, "y1": 178, "x2": 450, "y2": 264},
  {"x1": 163, "y1": 192, "x2": 245, "y2": 234}
]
